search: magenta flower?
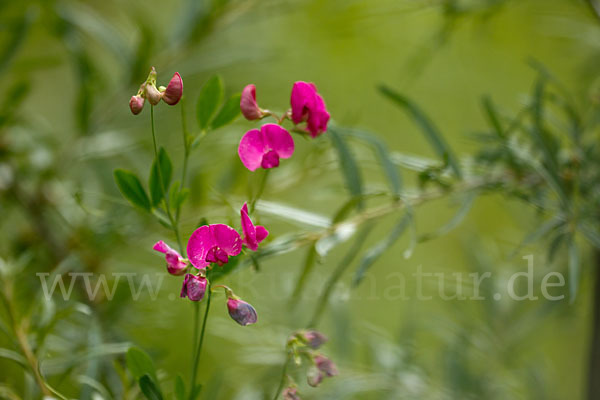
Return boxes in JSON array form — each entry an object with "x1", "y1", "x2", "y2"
[
  {"x1": 227, "y1": 298, "x2": 258, "y2": 326},
  {"x1": 129, "y1": 95, "x2": 145, "y2": 115},
  {"x1": 240, "y1": 84, "x2": 264, "y2": 120},
  {"x1": 153, "y1": 240, "x2": 187, "y2": 275},
  {"x1": 180, "y1": 274, "x2": 207, "y2": 301},
  {"x1": 290, "y1": 81, "x2": 330, "y2": 138},
  {"x1": 314, "y1": 355, "x2": 338, "y2": 377},
  {"x1": 162, "y1": 72, "x2": 183, "y2": 105},
  {"x1": 238, "y1": 123, "x2": 294, "y2": 171},
  {"x1": 187, "y1": 224, "x2": 242, "y2": 269},
  {"x1": 240, "y1": 203, "x2": 269, "y2": 251}
]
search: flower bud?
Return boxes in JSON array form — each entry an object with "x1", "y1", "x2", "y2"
[
  {"x1": 180, "y1": 274, "x2": 207, "y2": 301},
  {"x1": 145, "y1": 83, "x2": 162, "y2": 105},
  {"x1": 227, "y1": 297, "x2": 257, "y2": 326},
  {"x1": 306, "y1": 367, "x2": 323, "y2": 387},
  {"x1": 240, "y1": 84, "x2": 264, "y2": 120},
  {"x1": 314, "y1": 355, "x2": 338, "y2": 377},
  {"x1": 129, "y1": 95, "x2": 145, "y2": 115},
  {"x1": 282, "y1": 387, "x2": 301, "y2": 400},
  {"x1": 162, "y1": 72, "x2": 183, "y2": 105},
  {"x1": 301, "y1": 330, "x2": 327, "y2": 349}
]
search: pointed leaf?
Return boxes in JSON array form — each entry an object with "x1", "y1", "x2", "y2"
[
  {"x1": 197, "y1": 75, "x2": 224, "y2": 130},
  {"x1": 114, "y1": 169, "x2": 151, "y2": 211},
  {"x1": 139, "y1": 374, "x2": 163, "y2": 400},
  {"x1": 149, "y1": 147, "x2": 173, "y2": 207},
  {"x1": 379, "y1": 85, "x2": 462, "y2": 178},
  {"x1": 126, "y1": 347, "x2": 158, "y2": 384},
  {"x1": 329, "y1": 126, "x2": 364, "y2": 204},
  {"x1": 175, "y1": 375, "x2": 186, "y2": 400},
  {"x1": 568, "y1": 237, "x2": 580, "y2": 303},
  {"x1": 210, "y1": 93, "x2": 241, "y2": 130}
]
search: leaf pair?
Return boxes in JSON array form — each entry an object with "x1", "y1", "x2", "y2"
[{"x1": 197, "y1": 75, "x2": 241, "y2": 132}]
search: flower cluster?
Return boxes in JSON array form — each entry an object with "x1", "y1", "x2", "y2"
[
  {"x1": 238, "y1": 82, "x2": 330, "y2": 171},
  {"x1": 129, "y1": 67, "x2": 183, "y2": 115},
  {"x1": 153, "y1": 203, "x2": 267, "y2": 325},
  {"x1": 281, "y1": 330, "x2": 338, "y2": 398}
]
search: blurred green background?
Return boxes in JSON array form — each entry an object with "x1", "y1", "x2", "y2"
[{"x1": 1, "y1": 0, "x2": 599, "y2": 398}]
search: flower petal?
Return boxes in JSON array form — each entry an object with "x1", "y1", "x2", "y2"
[
  {"x1": 262, "y1": 124, "x2": 294, "y2": 159},
  {"x1": 238, "y1": 129, "x2": 266, "y2": 171},
  {"x1": 240, "y1": 203, "x2": 257, "y2": 250},
  {"x1": 290, "y1": 81, "x2": 315, "y2": 124},
  {"x1": 187, "y1": 225, "x2": 214, "y2": 269},
  {"x1": 210, "y1": 224, "x2": 242, "y2": 256},
  {"x1": 153, "y1": 240, "x2": 170, "y2": 254},
  {"x1": 255, "y1": 225, "x2": 269, "y2": 243}
]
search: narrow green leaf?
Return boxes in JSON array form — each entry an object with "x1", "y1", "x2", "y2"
[
  {"x1": 418, "y1": 193, "x2": 476, "y2": 242},
  {"x1": 149, "y1": 147, "x2": 173, "y2": 207},
  {"x1": 114, "y1": 169, "x2": 151, "y2": 211},
  {"x1": 197, "y1": 75, "x2": 224, "y2": 130},
  {"x1": 175, "y1": 375, "x2": 186, "y2": 400},
  {"x1": 0, "y1": 348, "x2": 27, "y2": 368},
  {"x1": 510, "y1": 216, "x2": 564, "y2": 257},
  {"x1": 579, "y1": 223, "x2": 600, "y2": 249},
  {"x1": 353, "y1": 214, "x2": 411, "y2": 286},
  {"x1": 332, "y1": 196, "x2": 363, "y2": 224},
  {"x1": 481, "y1": 95, "x2": 505, "y2": 139},
  {"x1": 126, "y1": 347, "x2": 158, "y2": 384},
  {"x1": 379, "y1": 85, "x2": 462, "y2": 178},
  {"x1": 290, "y1": 244, "x2": 319, "y2": 303},
  {"x1": 210, "y1": 93, "x2": 241, "y2": 130},
  {"x1": 568, "y1": 237, "x2": 580, "y2": 303},
  {"x1": 343, "y1": 128, "x2": 402, "y2": 196},
  {"x1": 329, "y1": 126, "x2": 364, "y2": 203},
  {"x1": 139, "y1": 375, "x2": 163, "y2": 400}
]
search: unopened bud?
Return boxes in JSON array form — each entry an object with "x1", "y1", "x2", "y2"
[
  {"x1": 306, "y1": 367, "x2": 323, "y2": 387},
  {"x1": 162, "y1": 72, "x2": 183, "y2": 105},
  {"x1": 227, "y1": 297, "x2": 257, "y2": 326},
  {"x1": 314, "y1": 354, "x2": 338, "y2": 377},
  {"x1": 129, "y1": 95, "x2": 145, "y2": 115},
  {"x1": 145, "y1": 84, "x2": 162, "y2": 105},
  {"x1": 240, "y1": 84, "x2": 264, "y2": 120},
  {"x1": 180, "y1": 274, "x2": 207, "y2": 301},
  {"x1": 282, "y1": 387, "x2": 301, "y2": 400},
  {"x1": 301, "y1": 330, "x2": 327, "y2": 349}
]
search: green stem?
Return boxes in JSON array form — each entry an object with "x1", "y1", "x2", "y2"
[
  {"x1": 272, "y1": 356, "x2": 290, "y2": 400},
  {"x1": 250, "y1": 169, "x2": 270, "y2": 213},
  {"x1": 177, "y1": 97, "x2": 190, "y2": 223},
  {"x1": 189, "y1": 284, "x2": 212, "y2": 400},
  {"x1": 150, "y1": 106, "x2": 183, "y2": 253}
]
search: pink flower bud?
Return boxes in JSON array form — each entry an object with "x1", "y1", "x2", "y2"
[
  {"x1": 227, "y1": 298, "x2": 257, "y2": 326},
  {"x1": 306, "y1": 367, "x2": 323, "y2": 387},
  {"x1": 282, "y1": 387, "x2": 301, "y2": 400},
  {"x1": 314, "y1": 355, "x2": 338, "y2": 377},
  {"x1": 162, "y1": 72, "x2": 183, "y2": 105},
  {"x1": 240, "y1": 84, "x2": 264, "y2": 120},
  {"x1": 145, "y1": 84, "x2": 162, "y2": 105},
  {"x1": 153, "y1": 240, "x2": 187, "y2": 275},
  {"x1": 129, "y1": 95, "x2": 145, "y2": 115},
  {"x1": 180, "y1": 274, "x2": 207, "y2": 301},
  {"x1": 302, "y1": 330, "x2": 328, "y2": 349}
]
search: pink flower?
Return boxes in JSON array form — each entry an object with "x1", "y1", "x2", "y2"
[
  {"x1": 240, "y1": 203, "x2": 268, "y2": 251},
  {"x1": 282, "y1": 387, "x2": 300, "y2": 400},
  {"x1": 187, "y1": 224, "x2": 242, "y2": 269},
  {"x1": 129, "y1": 95, "x2": 145, "y2": 115},
  {"x1": 153, "y1": 240, "x2": 187, "y2": 275},
  {"x1": 240, "y1": 84, "x2": 264, "y2": 120},
  {"x1": 162, "y1": 72, "x2": 183, "y2": 105},
  {"x1": 180, "y1": 273, "x2": 207, "y2": 301},
  {"x1": 238, "y1": 123, "x2": 294, "y2": 171},
  {"x1": 227, "y1": 297, "x2": 258, "y2": 326},
  {"x1": 290, "y1": 81, "x2": 330, "y2": 138},
  {"x1": 314, "y1": 355, "x2": 338, "y2": 377}
]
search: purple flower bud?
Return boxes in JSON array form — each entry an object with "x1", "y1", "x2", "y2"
[
  {"x1": 240, "y1": 84, "x2": 264, "y2": 120},
  {"x1": 282, "y1": 387, "x2": 301, "y2": 400},
  {"x1": 302, "y1": 330, "x2": 328, "y2": 349},
  {"x1": 314, "y1": 355, "x2": 338, "y2": 377},
  {"x1": 180, "y1": 274, "x2": 207, "y2": 301},
  {"x1": 145, "y1": 84, "x2": 162, "y2": 105},
  {"x1": 162, "y1": 72, "x2": 183, "y2": 105},
  {"x1": 227, "y1": 298, "x2": 257, "y2": 326},
  {"x1": 129, "y1": 95, "x2": 145, "y2": 115},
  {"x1": 306, "y1": 367, "x2": 323, "y2": 387}
]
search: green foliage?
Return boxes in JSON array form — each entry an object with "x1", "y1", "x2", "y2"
[
  {"x1": 210, "y1": 93, "x2": 241, "y2": 130},
  {"x1": 196, "y1": 75, "x2": 224, "y2": 130},
  {"x1": 114, "y1": 169, "x2": 151, "y2": 211},
  {"x1": 149, "y1": 147, "x2": 173, "y2": 207}
]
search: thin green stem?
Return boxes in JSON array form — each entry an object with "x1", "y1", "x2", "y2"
[
  {"x1": 150, "y1": 106, "x2": 184, "y2": 253},
  {"x1": 250, "y1": 169, "x2": 270, "y2": 213},
  {"x1": 272, "y1": 356, "x2": 290, "y2": 400},
  {"x1": 177, "y1": 97, "x2": 190, "y2": 223},
  {"x1": 189, "y1": 284, "x2": 212, "y2": 400}
]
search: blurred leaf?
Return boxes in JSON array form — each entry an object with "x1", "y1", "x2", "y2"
[
  {"x1": 0, "y1": 7, "x2": 35, "y2": 75},
  {"x1": 0, "y1": 348, "x2": 27, "y2": 368},
  {"x1": 114, "y1": 169, "x2": 151, "y2": 211},
  {"x1": 126, "y1": 347, "x2": 158, "y2": 384},
  {"x1": 332, "y1": 196, "x2": 363, "y2": 224},
  {"x1": 291, "y1": 244, "x2": 318, "y2": 303},
  {"x1": 353, "y1": 214, "x2": 411, "y2": 286},
  {"x1": 481, "y1": 95, "x2": 505, "y2": 139},
  {"x1": 329, "y1": 127, "x2": 364, "y2": 203},
  {"x1": 197, "y1": 75, "x2": 224, "y2": 130},
  {"x1": 419, "y1": 192, "x2": 476, "y2": 242},
  {"x1": 175, "y1": 375, "x2": 186, "y2": 400},
  {"x1": 206, "y1": 255, "x2": 240, "y2": 282},
  {"x1": 568, "y1": 237, "x2": 580, "y2": 303},
  {"x1": 379, "y1": 85, "x2": 462, "y2": 178},
  {"x1": 510, "y1": 216, "x2": 564, "y2": 258},
  {"x1": 343, "y1": 128, "x2": 402, "y2": 197},
  {"x1": 139, "y1": 375, "x2": 163, "y2": 400},
  {"x1": 579, "y1": 223, "x2": 600, "y2": 249},
  {"x1": 210, "y1": 93, "x2": 241, "y2": 130},
  {"x1": 149, "y1": 147, "x2": 173, "y2": 207}
]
